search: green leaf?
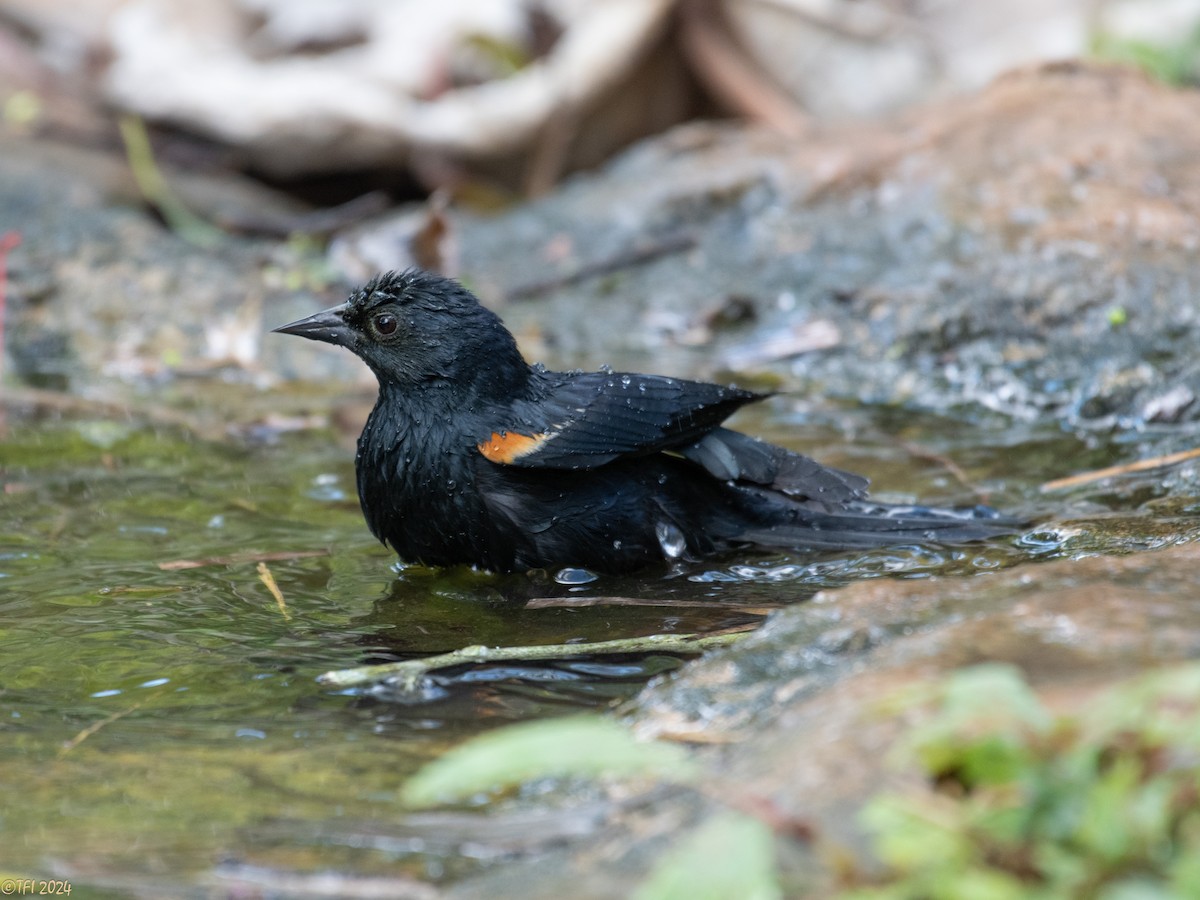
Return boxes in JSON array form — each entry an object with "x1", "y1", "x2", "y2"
[
  {"x1": 904, "y1": 664, "x2": 1052, "y2": 789},
  {"x1": 401, "y1": 715, "x2": 696, "y2": 808},
  {"x1": 939, "y1": 664, "x2": 1053, "y2": 734},
  {"x1": 634, "y1": 811, "x2": 781, "y2": 900},
  {"x1": 861, "y1": 794, "x2": 971, "y2": 870},
  {"x1": 856, "y1": 663, "x2": 1200, "y2": 897}
]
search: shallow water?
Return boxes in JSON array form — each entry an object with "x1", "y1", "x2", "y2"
[{"x1": 0, "y1": 389, "x2": 1193, "y2": 890}]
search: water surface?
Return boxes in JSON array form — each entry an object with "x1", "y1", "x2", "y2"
[{"x1": 0, "y1": 388, "x2": 1181, "y2": 890}]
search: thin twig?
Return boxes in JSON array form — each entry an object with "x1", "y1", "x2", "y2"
[
  {"x1": 318, "y1": 627, "x2": 757, "y2": 689},
  {"x1": 257, "y1": 561, "x2": 291, "y2": 621},
  {"x1": 216, "y1": 190, "x2": 391, "y2": 239},
  {"x1": 1040, "y1": 446, "x2": 1200, "y2": 492},
  {"x1": 525, "y1": 595, "x2": 779, "y2": 615},
  {"x1": 158, "y1": 549, "x2": 328, "y2": 571},
  {"x1": 897, "y1": 439, "x2": 990, "y2": 503},
  {"x1": 60, "y1": 702, "x2": 144, "y2": 755},
  {"x1": 505, "y1": 231, "x2": 697, "y2": 301}
]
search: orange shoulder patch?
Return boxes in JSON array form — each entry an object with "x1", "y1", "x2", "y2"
[{"x1": 477, "y1": 430, "x2": 550, "y2": 464}]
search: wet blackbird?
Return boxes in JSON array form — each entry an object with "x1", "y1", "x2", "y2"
[{"x1": 274, "y1": 269, "x2": 1011, "y2": 574}]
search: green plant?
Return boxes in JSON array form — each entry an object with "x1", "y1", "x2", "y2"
[
  {"x1": 849, "y1": 664, "x2": 1200, "y2": 898},
  {"x1": 1091, "y1": 27, "x2": 1200, "y2": 86},
  {"x1": 397, "y1": 663, "x2": 1200, "y2": 898}
]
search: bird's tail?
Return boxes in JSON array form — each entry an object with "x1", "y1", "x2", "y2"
[{"x1": 736, "y1": 499, "x2": 1020, "y2": 551}]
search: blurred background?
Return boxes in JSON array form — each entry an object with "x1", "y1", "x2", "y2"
[{"x1": 4, "y1": 0, "x2": 1199, "y2": 200}]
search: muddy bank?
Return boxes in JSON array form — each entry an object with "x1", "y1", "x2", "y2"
[{"x1": 342, "y1": 63, "x2": 1200, "y2": 434}]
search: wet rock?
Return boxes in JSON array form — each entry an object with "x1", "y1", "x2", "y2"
[
  {"x1": 0, "y1": 132, "x2": 368, "y2": 389},
  {"x1": 1141, "y1": 383, "x2": 1196, "y2": 424},
  {"x1": 336, "y1": 63, "x2": 1200, "y2": 429},
  {"x1": 634, "y1": 541, "x2": 1200, "y2": 875},
  {"x1": 448, "y1": 541, "x2": 1200, "y2": 898}
]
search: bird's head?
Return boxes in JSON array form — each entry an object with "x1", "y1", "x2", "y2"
[{"x1": 273, "y1": 270, "x2": 529, "y2": 397}]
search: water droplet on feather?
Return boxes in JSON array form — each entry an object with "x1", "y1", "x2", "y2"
[
  {"x1": 655, "y1": 521, "x2": 687, "y2": 560},
  {"x1": 555, "y1": 567, "x2": 598, "y2": 585}
]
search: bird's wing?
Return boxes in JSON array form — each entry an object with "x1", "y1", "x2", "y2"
[
  {"x1": 475, "y1": 371, "x2": 868, "y2": 505},
  {"x1": 476, "y1": 371, "x2": 762, "y2": 469},
  {"x1": 678, "y1": 428, "x2": 868, "y2": 503}
]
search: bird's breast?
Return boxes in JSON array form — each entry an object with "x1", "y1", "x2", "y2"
[{"x1": 355, "y1": 399, "x2": 494, "y2": 565}]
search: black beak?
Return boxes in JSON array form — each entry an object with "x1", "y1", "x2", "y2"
[{"x1": 272, "y1": 305, "x2": 354, "y2": 347}]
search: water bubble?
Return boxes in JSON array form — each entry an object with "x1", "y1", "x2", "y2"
[
  {"x1": 555, "y1": 567, "x2": 598, "y2": 585},
  {"x1": 729, "y1": 565, "x2": 764, "y2": 579},
  {"x1": 599, "y1": 364, "x2": 613, "y2": 374},
  {"x1": 765, "y1": 565, "x2": 806, "y2": 580},
  {"x1": 655, "y1": 521, "x2": 687, "y2": 560},
  {"x1": 1018, "y1": 530, "x2": 1067, "y2": 552},
  {"x1": 620, "y1": 375, "x2": 632, "y2": 387},
  {"x1": 688, "y1": 570, "x2": 740, "y2": 583},
  {"x1": 612, "y1": 540, "x2": 623, "y2": 550}
]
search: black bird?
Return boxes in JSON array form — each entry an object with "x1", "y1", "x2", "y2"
[{"x1": 274, "y1": 270, "x2": 1010, "y2": 574}]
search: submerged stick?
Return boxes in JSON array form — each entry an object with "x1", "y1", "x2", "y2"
[
  {"x1": 159, "y1": 549, "x2": 328, "y2": 571},
  {"x1": 524, "y1": 595, "x2": 779, "y2": 614},
  {"x1": 318, "y1": 627, "x2": 756, "y2": 689},
  {"x1": 897, "y1": 438, "x2": 989, "y2": 503},
  {"x1": 60, "y1": 702, "x2": 144, "y2": 755}
]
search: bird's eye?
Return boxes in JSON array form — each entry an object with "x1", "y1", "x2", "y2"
[{"x1": 373, "y1": 313, "x2": 398, "y2": 336}]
